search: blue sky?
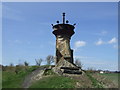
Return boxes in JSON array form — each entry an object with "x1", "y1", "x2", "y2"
[{"x1": 2, "y1": 2, "x2": 118, "y2": 71}]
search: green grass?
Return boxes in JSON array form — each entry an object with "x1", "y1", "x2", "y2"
[
  {"x1": 3, "y1": 71, "x2": 27, "y2": 88},
  {"x1": 44, "y1": 69, "x2": 56, "y2": 76},
  {"x1": 99, "y1": 73, "x2": 119, "y2": 85},
  {"x1": 3, "y1": 65, "x2": 119, "y2": 88},
  {"x1": 30, "y1": 75, "x2": 76, "y2": 88},
  {"x1": 86, "y1": 73, "x2": 103, "y2": 88},
  {"x1": 2, "y1": 66, "x2": 40, "y2": 88}
]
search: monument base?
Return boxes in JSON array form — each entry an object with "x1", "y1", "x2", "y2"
[{"x1": 52, "y1": 59, "x2": 82, "y2": 76}]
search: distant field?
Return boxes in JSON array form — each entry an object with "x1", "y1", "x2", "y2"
[
  {"x1": 100, "y1": 73, "x2": 119, "y2": 85},
  {"x1": 90, "y1": 73, "x2": 119, "y2": 88}
]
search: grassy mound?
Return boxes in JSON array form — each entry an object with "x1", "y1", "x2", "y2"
[
  {"x1": 30, "y1": 75, "x2": 75, "y2": 88},
  {"x1": 2, "y1": 65, "x2": 119, "y2": 88}
]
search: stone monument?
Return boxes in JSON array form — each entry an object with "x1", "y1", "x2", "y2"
[{"x1": 52, "y1": 13, "x2": 82, "y2": 75}]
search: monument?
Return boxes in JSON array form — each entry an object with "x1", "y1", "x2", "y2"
[
  {"x1": 52, "y1": 13, "x2": 75, "y2": 64},
  {"x1": 52, "y1": 13, "x2": 82, "y2": 75}
]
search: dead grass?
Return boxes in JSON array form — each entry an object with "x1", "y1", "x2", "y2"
[
  {"x1": 92, "y1": 73, "x2": 118, "y2": 88},
  {"x1": 70, "y1": 73, "x2": 93, "y2": 88}
]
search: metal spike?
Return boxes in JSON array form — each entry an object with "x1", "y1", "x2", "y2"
[
  {"x1": 73, "y1": 23, "x2": 76, "y2": 26},
  {"x1": 66, "y1": 20, "x2": 69, "y2": 23},
  {"x1": 51, "y1": 24, "x2": 53, "y2": 26},
  {"x1": 56, "y1": 21, "x2": 59, "y2": 23}
]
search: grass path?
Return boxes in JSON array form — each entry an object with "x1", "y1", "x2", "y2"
[
  {"x1": 86, "y1": 73, "x2": 104, "y2": 88},
  {"x1": 22, "y1": 67, "x2": 46, "y2": 88}
]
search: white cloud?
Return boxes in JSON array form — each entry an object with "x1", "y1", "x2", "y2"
[
  {"x1": 95, "y1": 37, "x2": 118, "y2": 49},
  {"x1": 95, "y1": 38, "x2": 104, "y2": 45},
  {"x1": 74, "y1": 41, "x2": 86, "y2": 48},
  {"x1": 95, "y1": 37, "x2": 117, "y2": 45},
  {"x1": 108, "y1": 37, "x2": 117, "y2": 44}
]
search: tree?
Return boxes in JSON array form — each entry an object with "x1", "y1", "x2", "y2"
[
  {"x1": 35, "y1": 58, "x2": 43, "y2": 66},
  {"x1": 75, "y1": 58, "x2": 83, "y2": 68},
  {"x1": 9, "y1": 63, "x2": 14, "y2": 67},
  {"x1": 46, "y1": 55, "x2": 54, "y2": 65},
  {"x1": 87, "y1": 67, "x2": 96, "y2": 73},
  {"x1": 24, "y1": 61, "x2": 29, "y2": 66}
]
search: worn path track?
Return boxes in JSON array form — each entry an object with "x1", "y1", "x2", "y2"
[{"x1": 22, "y1": 67, "x2": 46, "y2": 88}]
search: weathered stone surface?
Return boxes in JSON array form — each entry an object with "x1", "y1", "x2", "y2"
[
  {"x1": 63, "y1": 69, "x2": 82, "y2": 74},
  {"x1": 60, "y1": 67, "x2": 79, "y2": 70},
  {"x1": 56, "y1": 58, "x2": 77, "y2": 68},
  {"x1": 52, "y1": 59, "x2": 82, "y2": 75},
  {"x1": 52, "y1": 13, "x2": 82, "y2": 76},
  {"x1": 55, "y1": 35, "x2": 73, "y2": 64},
  {"x1": 53, "y1": 24, "x2": 75, "y2": 64}
]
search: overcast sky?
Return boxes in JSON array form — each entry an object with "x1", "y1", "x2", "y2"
[{"x1": 2, "y1": 2, "x2": 118, "y2": 71}]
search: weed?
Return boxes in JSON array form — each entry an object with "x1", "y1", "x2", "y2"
[{"x1": 86, "y1": 72, "x2": 103, "y2": 88}]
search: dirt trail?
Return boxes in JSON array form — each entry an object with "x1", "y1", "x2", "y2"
[{"x1": 22, "y1": 67, "x2": 46, "y2": 88}]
